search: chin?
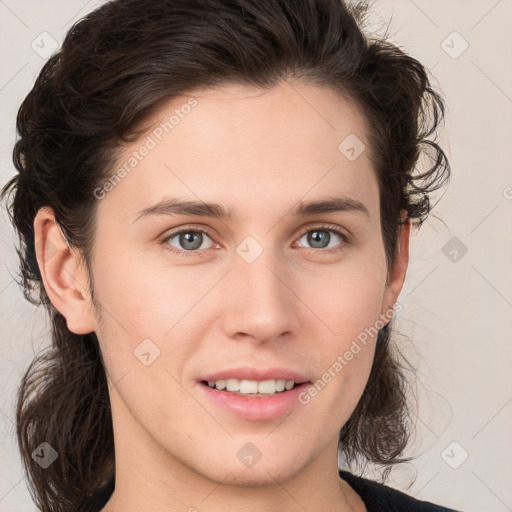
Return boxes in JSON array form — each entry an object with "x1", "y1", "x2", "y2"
[
  {"x1": 214, "y1": 466, "x2": 296, "y2": 488},
  {"x1": 198, "y1": 450, "x2": 307, "y2": 488}
]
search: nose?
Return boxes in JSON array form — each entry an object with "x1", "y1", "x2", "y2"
[{"x1": 220, "y1": 248, "x2": 297, "y2": 344}]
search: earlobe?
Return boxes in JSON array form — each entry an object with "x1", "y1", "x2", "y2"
[{"x1": 33, "y1": 207, "x2": 96, "y2": 335}]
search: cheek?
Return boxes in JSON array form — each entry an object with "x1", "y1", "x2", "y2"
[
  {"x1": 91, "y1": 250, "x2": 218, "y2": 398},
  {"x1": 293, "y1": 252, "x2": 386, "y2": 402},
  {"x1": 91, "y1": 243, "x2": 201, "y2": 337},
  {"x1": 297, "y1": 255, "x2": 387, "y2": 342}
]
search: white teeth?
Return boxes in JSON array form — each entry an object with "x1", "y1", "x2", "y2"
[
  {"x1": 275, "y1": 379, "x2": 286, "y2": 391},
  {"x1": 226, "y1": 378, "x2": 239, "y2": 392},
  {"x1": 257, "y1": 379, "x2": 276, "y2": 394},
  {"x1": 239, "y1": 380, "x2": 259, "y2": 393},
  {"x1": 213, "y1": 379, "x2": 226, "y2": 390},
  {"x1": 206, "y1": 378, "x2": 298, "y2": 394}
]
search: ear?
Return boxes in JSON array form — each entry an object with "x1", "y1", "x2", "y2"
[
  {"x1": 33, "y1": 206, "x2": 96, "y2": 335},
  {"x1": 380, "y1": 210, "x2": 411, "y2": 321}
]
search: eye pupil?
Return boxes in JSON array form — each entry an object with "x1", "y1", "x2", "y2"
[
  {"x1": 308, "y1": 230, "x2": 329, "y2": 248},
  {"x1": 180, "y1": 232, "x2": 202, "y2": 250}
]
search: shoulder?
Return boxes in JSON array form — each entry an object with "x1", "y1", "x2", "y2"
[{"x1": 339, "y1": 470, "x2": 463, "y2": 512}]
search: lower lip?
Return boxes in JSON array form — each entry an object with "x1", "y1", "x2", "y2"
[{"x1": 197, "y1": 381, "x2": 312, "y2": 420}]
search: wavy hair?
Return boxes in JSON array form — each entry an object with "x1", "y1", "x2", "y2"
[{"x1": 1, "y1": 0, "x2": 450, "y2": 510}]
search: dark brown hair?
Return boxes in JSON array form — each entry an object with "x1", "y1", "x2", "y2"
[{"x1": 1, "y1": 0, "x2": 450, "y2": 510}]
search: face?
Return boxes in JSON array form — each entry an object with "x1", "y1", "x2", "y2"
[{"x1": 56, "y1": 81, "x2": 407, "y2": 488}]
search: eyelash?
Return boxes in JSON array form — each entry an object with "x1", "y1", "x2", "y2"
[{"x1": 160, "y1": 223, "x2": 350, "y2": 258}]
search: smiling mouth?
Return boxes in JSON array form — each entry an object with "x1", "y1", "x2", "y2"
[{"x1": 200, "y1": 379, "x2": 304, "y2": 397}]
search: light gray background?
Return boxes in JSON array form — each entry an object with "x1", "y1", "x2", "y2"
[{"x1": 1, "y1": 1, "x2": 511, "y2": 511}]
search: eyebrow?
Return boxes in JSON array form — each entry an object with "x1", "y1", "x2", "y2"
[{"x1": 132, "y1": 195, "x2": 370, "y2": 223}]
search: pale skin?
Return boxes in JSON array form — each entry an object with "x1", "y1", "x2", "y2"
[{"x1": 34, "y1": 80, "x2": 410, "y2": 511}]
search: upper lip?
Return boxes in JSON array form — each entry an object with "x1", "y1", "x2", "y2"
[{"x1": 200, "y1": 366, "x2": 311, "y2": 384}]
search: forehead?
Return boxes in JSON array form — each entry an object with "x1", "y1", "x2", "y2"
[{"x1": 99, "y1": 80, "x2": 379, "y2": 224}]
